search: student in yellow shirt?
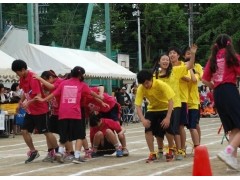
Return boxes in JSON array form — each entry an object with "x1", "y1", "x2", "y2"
[
  {"x1": 183, "y1": 46, "x2": 203, "y2": 144},
  {"x1": 135, "y1": 70, "x2": 175, "y2": 163},
  {"x1": 152, "y1": 44, "x2": 197, "y2": 160},
  {"x1": 168, "y1": 47, "x2": 191, "y2": 157}
]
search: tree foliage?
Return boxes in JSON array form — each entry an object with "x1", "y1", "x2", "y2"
[{"x1": 3, "y1": 3, "x2": 240, "y2": 71}]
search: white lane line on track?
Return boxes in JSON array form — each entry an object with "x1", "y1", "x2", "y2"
[
  {"x1": 4, "y1": 121, "x2": 222, "y2": 176},
  {"x1": 69, "y1": 158, "x2": 147, "y2": 176}
]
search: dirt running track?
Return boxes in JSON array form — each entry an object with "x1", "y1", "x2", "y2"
[{"x1": 0, "y1": 117, "x2": 240, "y2": 176}]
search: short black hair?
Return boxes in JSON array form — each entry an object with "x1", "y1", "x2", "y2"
[
  {"x1": 89, "y1": 113, "x2": 101, "y2": 127},
  {"x1": 11, "y1": 59, "x2": 27, "y2": 72},
  {"x1": 0, "y1": 83, "x2": 4, "y2": 89},
  {"x1": 137, "y1": 70, "x2": 153, "y2": 84},
  {"x1": 167, "y1": 46, "x2": 182, "y2": 55},
  {"x1": 11, "y1": 82, "x2": 19, "y2": 91}
]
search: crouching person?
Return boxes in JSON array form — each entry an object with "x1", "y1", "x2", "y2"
[{"x1": 89, "y1": 111, "x2": 126, "y2": 158}]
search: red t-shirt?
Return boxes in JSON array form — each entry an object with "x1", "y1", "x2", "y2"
[
  {"x1": 90, "y1": 118, "x2": 121, "y2": 144},
  {"x1": 202, "y1": 48, "x2": 240, "y2": 88},
  {"x1": 52, "y1": 78, "x2": 91, "y2": 120},
  {"x1": 50, "y1": 78, "x2": 64, "y2": 115},
  {"x1": 19, "y1": 71, "x2": 49, "y2": 115},
  {"x1": 83, "y1": 87, "x2": 117, "y2": 114}
]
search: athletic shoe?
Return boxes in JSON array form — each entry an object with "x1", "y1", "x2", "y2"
[
  {"x1": 157, "y1": 151, "x2": 164, "y2": 160},
  {"x1": 42, "y1": 150, "x2": 55, "y2": 162},
  {"x1": 166, "y1": 149, "x2": 174, "y2": 162},
  {"x1": 217, "y1": 151, "x2": 239, "y2": 170},
  {"x1": 175, "y1": 149, "x2": 184, "y2": 160},
  {"x1": 72, "y1": 157, "x2": 86, "y2": 164},
  {"x1": 91, "y1": 151, "x2": 104, "y2": 158},
  {"x1": 84, "y1": 149, "x2": 93, "y2": 159},
  {"x1": 116, "y1": 149, "x2": 123, "y2": 157},
  {"x1": 181, "y1": 148, "x2": 187, "y2": 158},
  {"x1": 146, "y1": 152, "x2": 157, "y2": 163},
  {"x1": 25, "y1": 150, "x2": 40, "y2": 164},
  {"x1": 122, "y1": 148, "x2": 129, "y2": 156},
  {"x1": 64, "y1": 153, "x2": 74, "y2": 162},
  {"x1": 55, "y1": 152, "x2": 64, "y2": 163}
]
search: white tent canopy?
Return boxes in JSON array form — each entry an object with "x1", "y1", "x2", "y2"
[
  {"x1": 0, "y1": 50, "x2": 19, "y2": 87},
  {"x1": 13, "y1": 43, "x2": 136, "y2": 80}
]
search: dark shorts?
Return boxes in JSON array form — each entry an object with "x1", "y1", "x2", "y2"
[
  {"x1": 96, "y1": 137, "x2": 116, "y2": 155},
  {"x1": 58, "y1": 119, "x2": 86, "y2": 144},
  {"x1": 100, "y1": 103, "x2": 120, "y2": 122},
  {"x1": 170, "y1": 107, "x2": 181, "y2": 135},
  {"x1": 197, "y1": 104, "x2": 201, "y2": 124},
  {"x1": 214, "y1": 83, "x2": 240, "y2": 133},
  {"x1": 186, "y1": 109, "x2": 199, "y2": 129},
  {"x1": 145, "y1": 111, "x2": 173, "y2": 138},
  {"x1": 23, "y1": 113, "x2": 50, "y2": 134},
  {"x1": 48, "y1": 115, "x2": 59, "y2": 134},
  {"x1": 180, "y1": 102, "x2": 188, "y2": 125}
]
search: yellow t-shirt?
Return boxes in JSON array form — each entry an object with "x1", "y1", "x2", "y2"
[
  {"x1": 179, "y1": 61, "x2": 191, "y2": 103},
  {"x1": 188, "y1": 64, "x2": 201, "y2": 109},
  {"x1": 135, "y1": 79, "x2": 175, "y2": 111},
  {"x1": 194, "y1": 63, "x2": 203, "y2": 81},
  {"x1": 154, "y1": 66, "x2": 188, "y2": 108}
]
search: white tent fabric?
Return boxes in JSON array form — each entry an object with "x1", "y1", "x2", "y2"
[
  {"x1": 0, "y1": 50, "x2": 19, "y2": 86},
  {"x1": 13, "y1": 43, "x2": 136, "y2": 80}
]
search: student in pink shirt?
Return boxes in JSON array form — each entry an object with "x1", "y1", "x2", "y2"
[
  {"x1": 202, "y1": 34, "x2": 240, "y2": 170},
  {"x1": 11, "y1": 59, "x2": 58, "y2": 164},
  {"x1": 36, "y1": 66, "x2": 102, "y2": 164},
  {"x1": 89, "y1": 111, "x2": 125, "y2": 157},
  {"x1": 83, "y1": 86, "x2": 129, "y2": 156},
  {"x1": 34, "y1": 70, "x2": 75, "y2": 162},
  {"x1": 84, "y1": 86, "x2": 120, "y2": 122}
]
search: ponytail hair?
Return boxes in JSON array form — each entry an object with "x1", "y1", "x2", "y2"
[
  {"x1": 71, "y1": 66, "x2": 85, "y2": 81},
  {"x1": 152, "y1": 55, "x2": 160, "y2": 79},
  {"x1": 209, "y1": 34, "x2": 239, "y2": 73}
]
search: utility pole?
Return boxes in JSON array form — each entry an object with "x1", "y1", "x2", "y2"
[
  {"x1": 132, "y1": 4, "x2": 142, "y2": 72},
  {"x1": 189, "y1": 3, "x2": 193, "y2": 46},
  {"x1": 185, "y1": 3, "x2": 200, "y2": 46}
]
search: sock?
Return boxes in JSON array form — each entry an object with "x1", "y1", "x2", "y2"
[
  {"x1": 225, "y1": 145, "x2": 234, "y2": 154},
  {"x1": 114, "y1": 143, "x2": 120, "y2": 150},
  {"x1": 74, "y1": 150, "x2": 81, "y2": 158},
  {"x1": 58, "y1": 146, "x2": 65, "y2": 154}
]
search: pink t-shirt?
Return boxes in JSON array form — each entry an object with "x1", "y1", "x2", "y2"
[
  {"x1": 52, "y1": 78, "x2": 91, "y2": 120},
  {"x1": 83, "y1": 87, "x2": 116, "y2": 114},
  {"x1": 19, "y1": 71, "x2": 49, "y2": 115},
  {"x1": 202, "y1": 48, "x2": 240, "y2": 88},
  {"x1": 50, "y1": 78, "x2": 64, "y2": 115}
]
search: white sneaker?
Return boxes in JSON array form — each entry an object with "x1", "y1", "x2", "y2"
[{"x1": 217, "y1": 151, "x2": 239, "y2": 170}]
